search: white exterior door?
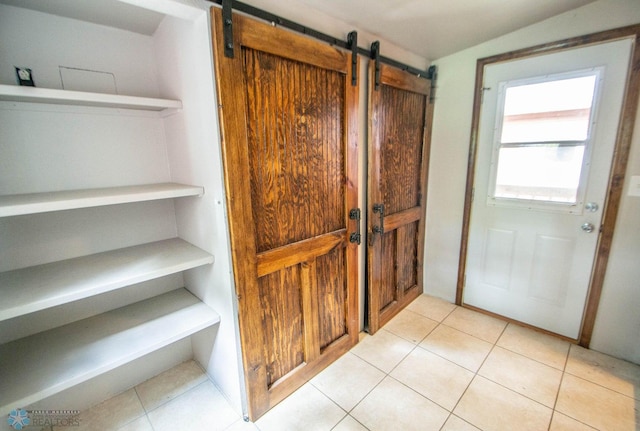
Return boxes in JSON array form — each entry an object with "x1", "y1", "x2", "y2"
[{"x1": 464, "y1": 39, "x2": 633, "y2": 339}]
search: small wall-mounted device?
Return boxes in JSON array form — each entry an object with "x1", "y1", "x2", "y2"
[{"x1": 15, "y1": 67, "x2": 35, "y2": 86}]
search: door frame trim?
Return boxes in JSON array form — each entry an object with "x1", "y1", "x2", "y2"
[{"x1": 456, "y1": 24, "x2": 640, "y2": 346}]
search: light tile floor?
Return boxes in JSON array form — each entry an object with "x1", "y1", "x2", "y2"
[{"x1": 51, "y1": 295, "x2": 640, "y2": 431}]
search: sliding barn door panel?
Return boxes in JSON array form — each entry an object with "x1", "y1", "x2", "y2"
[
  {"x1": 212, "y1": 9, "x2": 359, "y2": 420},
  {"x1": 367, "y1": 63, "x2": 433, "y2": 333}
]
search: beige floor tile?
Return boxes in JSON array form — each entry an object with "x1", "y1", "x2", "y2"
[
  {"x1": 148, "y1": 381, "x2": 239, "y2": 431},
  {"x1": 224, "y1": 419, "x2": 260, "y2": 430},
  {"x1": 116, "y1": 416, "x2": 153, "y2": 431},
  {"x1": 332, "y1": 415, "x2": 369, "y2": 431},
  {"x1": 351, "y1": 377, "x2": 449, "y2": 431},
  {"x1": 555, "y1": 374, "x2": 640, "y2": 431},
  {"x1": 255, "y1": 383, "x2": 345, "y2": 431},
  {"x1": 454, "y1": 376, "x2": 552, "y2": 431},
  {"x1": 406, "y1": 294, "x2": 456, "y2": 322},
  {"x1": 566, "y1": 345, "x2": 640, "y2": 399},
  {"x1": 440, "y1": 415, "x2": 481, "y2": 431},
  {"x1": 135, "y1": 360, "x2": 208, "y2": 411},
  {"x1": 497, "y1": 324, "x2": 569, "y2": 370},
  {"x1": 54, "y1": 389, "x2": 146, "y2": 431},
  {"x1": 311, "y1": 352, "x2": 385, "y2": 411},
  {"x1": 442, "y1": 307, "x2": 507, "y2": 343},
  {"x1": 419, "y1": 325, "x2": 493, "y2": 372},
  {"x1": 549, "y1": 412, "x2": 597, "y2": 431},
  {"x1": 350, "y1": 329, "x2": 414, "y2": 373},
  {"x1": 478, "y1": 346, "x2": 562, "y2": 407},
  {"x1": 383, "y1": 309, "x2": 438, "y2": 344},
  {"x1": 390, "y1": 347, "x2": 474, "y2": 410}
]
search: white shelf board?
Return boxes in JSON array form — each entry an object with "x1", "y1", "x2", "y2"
[
  {"x1": 0, "y1": 183, "x2": 204, "y2": 217},
  {"x1": 0, "y1": 288, "x2": 220, "y2": 415},
  {"x1": 0, "y1": 238, "x2": 214, "y2": 321},
  {"x1": 0, "y1": 84, "x2": 182, "y2": 111}
]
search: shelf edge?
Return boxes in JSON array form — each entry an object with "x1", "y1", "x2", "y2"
[{"x1": 0, "y1": 84, "x2": 182, "y2": 111}]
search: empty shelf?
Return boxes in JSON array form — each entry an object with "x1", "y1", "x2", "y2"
[
  {"x1": 0, "y1": 183, "x2": 204, "y2": 217},
  {"x1": 0, "y1": 288, "x2": 220, "y2": 415},
  {"x1": 0, "y1": 238, "x2": 214, "y2": 321},
  {"x1": 0, "y1": 84, "x2": 182, "y2": 110}
]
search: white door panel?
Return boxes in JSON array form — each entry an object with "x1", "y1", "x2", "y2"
[{"x1": 465, "y1": 39, "x2": 633, "y2": 338}]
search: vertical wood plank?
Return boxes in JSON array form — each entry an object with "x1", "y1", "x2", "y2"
[
  {"x1": 300, "y1": 259, "x2": 320, "y2": 363},
  {"x1": 316, "y1": 248, "x2": 347, "y2": 349},
  {"x1": 212, "y1": 8, "x2": 270, "y2": 417},
  {"x1": 380, "y1": 85, "x2": 426, "y2": 215},
  {"x1": 367, "y1": 61, "x2": 433, "y2": 333},
  {"x1": 344, "y1": 57, "x2": 360, "y2": 346},
  {"x1": 213, "y1": 8, "x2": 360, "y2": 420},
  {"x1": 259, "y1": 268, "x2": 305, "y2": 387},
  {"x1": 367, "y1": 60, "x2": 383, "y2": 333}
]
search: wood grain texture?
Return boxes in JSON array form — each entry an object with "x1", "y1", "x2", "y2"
[
  {"x1": 244, "y1": 47, "x2": 345, "y2": 253},
  {"x1": 236, "y1": 13, "x2": 348, "y2": 74},
  {"x1": 259, "y1": 267, "x2": 304, "y2": 387},
  {"x1": 397, "y1": 221, "x2": 419, "y2": 293},
  {"x1": 300, "y1": 260, "x2": 320, "y2": 363},
  {"x1": 212, "y1": 8, "x2": 359, "y2": 420},
  {"x1": 384, "y1": 207, "x2": 422, "y2": 232},
  {"x1": 455, "y1": 24, "x2": 640, "y2": 348},
  {"x1": 367, "y1": 59, "x2": 432, "y2": 333},
  {"x1": 380, "y1": 84, "x2": 426, "y2": 215},
  {"x1": 212, "y1": 8, "x2": 270, "y2": 417},
  {"x1": 256, "y1": 230, "x2": 346, "y2": 277},
  {"x1": 380, "y1": 63, "x2": 431, "y2": 95},
  {"x1": 316, "y1": 248, "x2": 347, "y2": 350},
  {"x1": 380, "y1": 230, "x2": 397, "y2": 311}
]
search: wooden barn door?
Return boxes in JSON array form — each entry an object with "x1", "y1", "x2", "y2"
[
  {"x1": 212, "y1": 9, "x2": 359, "y2": 420},
  {"x1": 367, "y1": 63, "x2": 433, "y2": 333}
]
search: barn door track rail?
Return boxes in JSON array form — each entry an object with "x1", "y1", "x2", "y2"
[{"x1": 210, "y1": 0, "x2": 437, "y2": 88}]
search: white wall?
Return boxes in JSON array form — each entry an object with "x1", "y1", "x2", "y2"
[
  {"x1": 0, "y1": 4, "x2": 159, "y2": 96},
  {"x1": 151, "y1": 11, "x2": 247, "y2": 413},
  {"x1": 426, "y1": 0, "x2": 640, "y2": 364}
]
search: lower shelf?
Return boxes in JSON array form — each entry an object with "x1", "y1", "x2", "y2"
[
  {"x1": 0, "y1": 237, "x2": 215, "y2": 322},
  {"x1": 0, "y1": 288, "x2": 220, "y2": 415}
]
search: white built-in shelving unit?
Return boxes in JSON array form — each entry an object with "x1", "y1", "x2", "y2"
[
  {"x1": 0, "y1": 288, "x2": 219, "y2": 413},
  {"x1": 0, "y1": 85, "x2": 218, "y2": 414},
  {"x1": 0, "y1": 84, "x2": 183, "y2": 111},
  {"x1": 0, "y1": 0, "x2": 240, "y2": 415},
  {"x1": 0, "y1": 237, "x2": 214, "y2": 321},
  {"x1": 0, "y1": 183, "x2": 203, "y2": 216}
]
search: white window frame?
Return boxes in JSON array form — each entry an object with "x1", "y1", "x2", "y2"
[{"x1": 486, "y1": 67, "x2": 604, "y2": 214}]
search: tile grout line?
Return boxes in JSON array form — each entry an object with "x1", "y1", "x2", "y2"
[
  {"x1": 389, "y1": 312, "x2": 505, "y2": 430},
  {"x1": 334, "y1": 326, "x2": 427, "y2": 425},
  {"x1": 548, "y1": 344, "x2": 571, "y2": 430},
  {"x1": 444, "y1": 320, "x2": 510, "y2": 430},
  {"x1": 548, "y1": 342, "x2": 572, "y2": 431},
  {"x1": 494, "y1": 341, "x2": 568, "y2": 372},
  {"x1": 343, "y1": 342, "x2": 417, "y2": 415},
  {"x1": 550, "y1": 345, "x2": 634, "y2": 431},
  {"x1": 381, "y1": 310, "x2": 472, "y2": 420},
  {"x1": 562, "y1": 347, "x2": 640, "y2": 400}
]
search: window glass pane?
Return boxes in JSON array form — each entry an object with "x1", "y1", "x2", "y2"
[
  {"x1": 494, "y1": 144, "x2": 585, "y2": 203},
  {"x1": 500, "y1": 75, "x2": 597, "y2": 143}
]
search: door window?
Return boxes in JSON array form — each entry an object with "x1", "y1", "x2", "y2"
[{"x1": 488, "y1": 69, "x2": 602, "y2": 211}]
